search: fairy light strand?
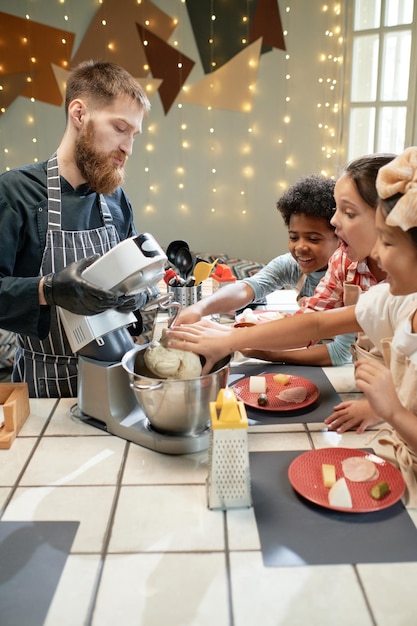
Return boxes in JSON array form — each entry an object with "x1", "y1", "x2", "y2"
[
  {"x1": 281, "y1": 3, "x2": 292, "y2": 191},
  {"x1": 0, "y1": 0, "x2": 345, "y2": 233},
  {"x1": 317, "y1": 2, "x2": 343, "y2": 177}
]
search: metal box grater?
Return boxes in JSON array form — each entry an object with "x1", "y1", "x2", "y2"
[{"x1": 207, "y1": 388, "x2": 252, "y2": 510}]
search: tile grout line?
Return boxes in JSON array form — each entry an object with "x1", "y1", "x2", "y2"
[
  {"x1": 0, "y1": 398, "x2": 60, "y2": 520},
  {"x1": 223, "y1": 510, "x2": 235, "y2": 626},
  {"x1": 305, "y1": 423, "x2": 316, "y2": 449},
  {"x1": 353, "y1": 565, "x2": 378, "y2": 626},
  {"x1": 84, "y1": 439, "x2": 130, "y2": 626}
]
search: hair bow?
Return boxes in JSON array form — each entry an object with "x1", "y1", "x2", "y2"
[{"x1": 376, "y1": 146, "x2": 417, "y2": 231}]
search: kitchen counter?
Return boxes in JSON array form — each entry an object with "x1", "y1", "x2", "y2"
[{"x1": 2, "y1": 361, "x2": 417, "y2": 626}]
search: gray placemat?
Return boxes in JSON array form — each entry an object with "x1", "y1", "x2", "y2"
[
  {"x1": 0, "y1": 521, "x2": 79, "y2": 625},
  {"x1": 250, "y1": 450, "x2": 417, "y2": 566},
  {"x1": 229, "y1": 363, "x2": 340, "y2": 424}
]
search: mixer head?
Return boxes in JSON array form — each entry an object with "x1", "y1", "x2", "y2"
[{"x1": 59, "y1": 233, "x2": 168, "y2": 353}]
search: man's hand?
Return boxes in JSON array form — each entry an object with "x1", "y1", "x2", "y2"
[
  {"x1": 43, "y1": 255, "x2": 120, "y2": 316},
  {"x1": 115, "y1": 292, "x2": 147, "y2": 313}
]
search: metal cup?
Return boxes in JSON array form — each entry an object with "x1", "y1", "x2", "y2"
[{"x1": 167, "y1": 284, "x2": 202, "y2": 316}]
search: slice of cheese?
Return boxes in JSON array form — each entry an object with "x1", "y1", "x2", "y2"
[
  {"x1": 328, "y1": 477, "x2": 353, "y2": 508},
  {"x1": 322, "y1": 463, "x2": 336, "y2": 488},
  {"x1": 273, "y1": 373, "x2": 291, "y2": 385},
  {"x1": 249, "y1": 376, "x2": 266, "y2": 393}
]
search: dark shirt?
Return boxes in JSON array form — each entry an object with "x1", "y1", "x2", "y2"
[{"x1": 0, "y1": 160, "x2": 136, "y2": 338}]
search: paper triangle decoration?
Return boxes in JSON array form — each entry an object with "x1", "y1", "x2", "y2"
[
  {"x1": 136, "y1": 25, "x2": 195, "y2": 114},
  {"x1": 179, "y1": 39, "x2": 262, "y2": 112},
  {"x1": 249, "y1": 0, "x2": 286, "y2": 50}
]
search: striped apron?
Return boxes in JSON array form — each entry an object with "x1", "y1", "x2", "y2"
[{"x1": 13, "y1": 153, "x2": 120, "y2": 398}]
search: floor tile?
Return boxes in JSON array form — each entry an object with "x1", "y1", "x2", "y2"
[
  {"x1": 92, "y1": 553, "x2": 230, "y2": 626},
  {"x1": 44, "y1": 397, "x2": 108, "y2": 437},
  {"x1": 322, "y1": 365, "x2": 357, "y2": 393},
  {"x1": 248, "y1": 431, "x2": 310, "y2": 452},
  {"x1": 0, "y1": 486, "x2": 12, "y2": 510},
  {"x1": 19, "y1": 398, "x2": 56, "y2": 436},
  {"x1": 307, "y1": 421, "x2": 329, "y2": 432},
  {"x1": 227, "y1": 507, "x2": 261, "y2": 550},
  {"x1": 0, "y1": 438, "x2": 39, "y2": 486},
  {"x1": 44, "y1": 554, "x2": 101, "y2": 626},
  {"x1": 311, "y1": 430, "x2": 398, "y2": 465},
  {"x1": 124, "y1": 444, "x2": 208, "y2": 484},
  {"x1": 248, "y1": 423, "x2": 305, "y2": 433},
  {"x1": 311, "y1": 428, "x2": 378, "y2": 449},
  {"x1": 230, "y1": 552, "x2": 373, "y2": 626},
  {"x1": 358, "y1": 562, "x2": 417, "y2": 626},
  {"x1": 109, "y1": 485, "x2": 224, "y2": 552},
  {"x1": 19, "y1": 435, "x2": 126, "y2": 486},
  {"x1": 2, "y1": 485, "x2": 116, "y2": 551}
]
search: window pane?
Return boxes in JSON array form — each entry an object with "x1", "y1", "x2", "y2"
[
  {"x1": 348, "y1": 108, "x2": 376, "y2": 158},
  {"x1": 385, "y1": 0, "x2": 413, "y2": 25},
  {"x1": 377, "y1": 106, "x2": 406, "y2": 153},
  {"x1": 381, "y1": 30, "x2": 411, "y2": 101},
  {"x1": 354, "y1": 0, "x2": 381, "y2": 30},
  {"x1": 351, "y1": 35, "x2": 379, "y2": 101}
]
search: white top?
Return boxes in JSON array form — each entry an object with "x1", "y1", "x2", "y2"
[
  {"x1": 356, "y1": 283, "x2": 417, "y2": 506},
  {"x1": 355, "y1": 283, "x2": 417, "y2": 362}
]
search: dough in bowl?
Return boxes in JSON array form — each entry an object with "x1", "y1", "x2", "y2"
[{"x1": 144, "y1": 338, "x2": 202, "y2": 380}]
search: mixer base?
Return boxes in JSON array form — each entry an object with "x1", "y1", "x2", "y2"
[{"x1": 70, "y1": 403, "x2": 210, "y2": 455}]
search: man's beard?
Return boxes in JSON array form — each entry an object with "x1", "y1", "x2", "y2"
[{"x1": 75, "y1": 120, "x2": 126, "y2": 195}]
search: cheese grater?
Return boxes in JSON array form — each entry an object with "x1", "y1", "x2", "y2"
[{"x1": 207, "y1": 388, "x2": 252, "y2": 510}]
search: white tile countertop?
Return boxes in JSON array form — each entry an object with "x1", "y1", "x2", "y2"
[
  {"x1": 2, "y1": 286, "x2": 416, "y2": 625},
  {"x1": 1, "y1": 361, "x2": 417, "y2": 626}
]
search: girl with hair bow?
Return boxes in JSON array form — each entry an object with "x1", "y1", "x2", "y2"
[{"x1": 167, "y1": 147, "x2": 417, "y2": 506}]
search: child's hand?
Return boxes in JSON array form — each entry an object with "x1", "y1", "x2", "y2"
[
  {"x1": 354, "y1": 359, "x2": 403, "y2": 423},
  {"x1": 174, "y1": 306, "x2": 202, "y2": 325},
  {"x1": 165, "y1": 320, "x2": 233, "y2": 375},
  {"x1": 324, "y1": 399, "x2": 383, "y2": 433}
]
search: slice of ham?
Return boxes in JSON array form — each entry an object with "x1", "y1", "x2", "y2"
[
  {"x1": 277, "y1": 386, "x2": 307, "y2": 404},
  {"x1": 342, "y1": 456, "x2": 379, "y2": 482}
]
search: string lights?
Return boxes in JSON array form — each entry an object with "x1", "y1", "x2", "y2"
[
  {"x1": 209, "y1": 1, "x2": 216, "y2": 217},
  {"x1": 0, "y1": 0, "x2": 344, "y2": 263},
  {"x1": 277, "y1": 3, "x2": 291, "y2": 193},
  {"x1": 317, "y1": 2, "x2": 344, "y2": 176},
  {"x1": 175, "y1": 0, "x2": 189, "y2": 216}
]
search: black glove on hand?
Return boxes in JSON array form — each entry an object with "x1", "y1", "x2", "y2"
[
  {"x1": 43, "y1": 255, "x2": 120, "y2": 316},
  {"x1": 115, "y1": 291, "x2": 148, "y2": 313}
]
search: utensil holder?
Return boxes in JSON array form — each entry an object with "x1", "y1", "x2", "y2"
[
  {"x1": 167, "y1": 284, "x2": 202, "y2": 316},
  {"x1": 207, "y1": 388, "x2": 252, "y2": 510}
]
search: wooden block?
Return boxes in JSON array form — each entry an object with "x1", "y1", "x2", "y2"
[{"x1": 0, "y1": 383, "x2": 30, "y2": 449}]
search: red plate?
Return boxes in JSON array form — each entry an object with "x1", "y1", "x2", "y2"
[
  {"x1": 288, "y1": 448, "x2": 406, "y2": 513},
  {"x1": 233, "y1": 373, "x2": 319, "y2": 412}
]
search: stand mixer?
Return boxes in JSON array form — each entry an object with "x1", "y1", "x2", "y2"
[{"x1": 62, "y1": 233, "x2": 214, "y2": 454}]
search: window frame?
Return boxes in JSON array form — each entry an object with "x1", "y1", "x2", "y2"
[{"x1": 342, "y1": 0, "x2": 417, "y2": 160}]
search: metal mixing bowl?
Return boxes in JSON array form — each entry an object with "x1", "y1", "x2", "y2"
[{"x1": 121, "y1": 345, "x2": 231, "y2": 436}]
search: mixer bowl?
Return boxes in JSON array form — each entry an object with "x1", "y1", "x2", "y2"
[{"x1": 121, "y1": 345, "x2": 231, "y2": 436}]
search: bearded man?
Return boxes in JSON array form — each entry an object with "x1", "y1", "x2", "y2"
[{"x1": 0, "y1": 60, "x2": 150, "y2": 397}]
